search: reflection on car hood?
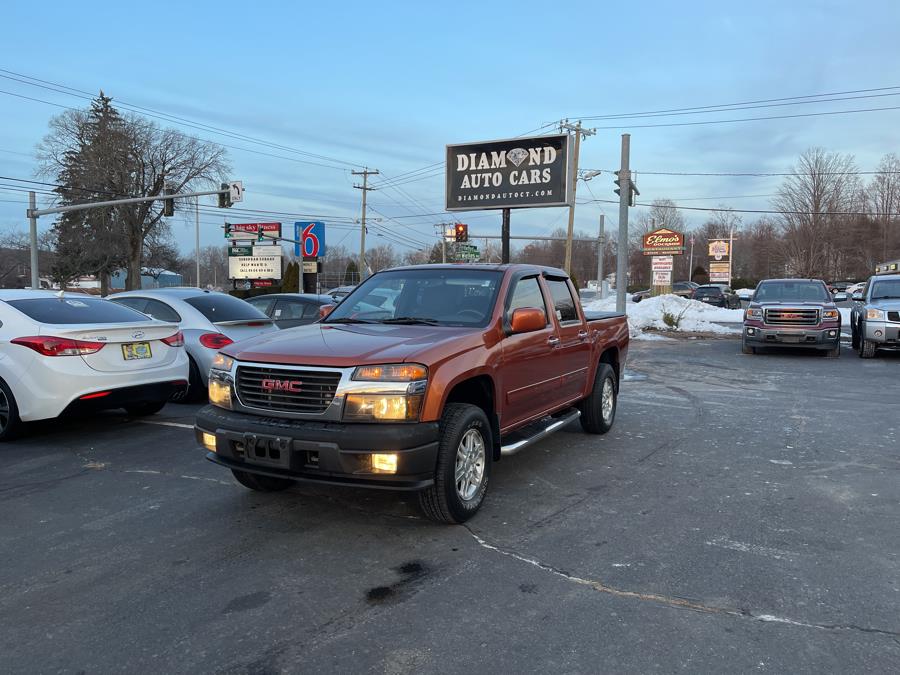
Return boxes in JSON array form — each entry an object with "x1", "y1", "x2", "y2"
[
  {"x1": 221, "y1": 322, "x2": 484, "y2": 367},
  {"x1": 870, "y1": 298, "x2": 900, "y2": 311}
]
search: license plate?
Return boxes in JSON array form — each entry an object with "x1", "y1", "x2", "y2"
[
  {"x1": 779, "y1": 334, "x2": 802, "y2": 343},
  {"x1": 122, "y1": 342, "x2": 152, "y2": 360}
]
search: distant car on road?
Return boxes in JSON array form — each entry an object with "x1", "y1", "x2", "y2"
[
  {"x1": 0, "y1": 290, "x2": 189, "y2": 441},
  {"x1": 742, "y1": 279, "x2": 841, "y2": 356},
  {"x1": 326, "y1": 285, "x2": 356, "y2": 302},
  {"x1": 245, "y1": 293, "x2": 334, "y2": 329},
  {"x1": 579, "y1": 288, "x2": 598, "y2": 303},
  {"x1": 632, "y1": 281, "x2": 698, "y2": 303},
  {"x1": 850, "y1": 273, "x2": 900, "y2": 358},
  {"x1": 691, "y1": 284, "x2": 741, "y2": 308},
  {"x1": 109, "y1": 289, "x2": 276, "y2": 402}
]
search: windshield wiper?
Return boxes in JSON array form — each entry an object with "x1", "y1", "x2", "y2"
[
  {"x1": 380, "y1": 317, "x2": 442, "y2": 325},
  {"x1": 325, "y1": 317, "x2": 379, "y2": 324}
]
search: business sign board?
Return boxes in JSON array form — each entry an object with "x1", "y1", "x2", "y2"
[
  {"x1": 302, "y1": 260, "x2": 319, "y2": 274},
  {"x1": 651, "y1": 255, "x2": 674, "y2": 272},
  {"x1": 709, "y1": 261, "x2": 731, "y2": 283},
  {"x1": 225, "y1": 222, "x2": 282, "y2": 239},
  {"x1": 445, "y1": 134, "x2": 573, "y2": 211},
  {"x1": 642, "y1": 228, "x2": 685, "y2": 256},
  {"x1": 228, "y1": 246, "x2": 252, "y2": 257},
  {"x1": 653, "y1": 270, "x2": 673, "y2": 285},
  {"x1": 253, "y1": 245, "x2": 282, "y2": 256},
  {"x1": 228, "y1": 255, "x2": 282, "y2": 280},
  {"x1": 708, "y1": 239, "x2": 730, "y2": 261},
  {"x1": 294, "y1": 221, "x2": 326, "y2": 258}
]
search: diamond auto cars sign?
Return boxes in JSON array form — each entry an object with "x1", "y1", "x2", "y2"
[
  {"x1": 445, "y1": 134, "x2": 574, "y2": 211},
  {"x1": 642, "y1": 228, "x2": 685, "y2": 256}
]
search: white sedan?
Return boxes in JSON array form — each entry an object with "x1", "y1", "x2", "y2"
[{"x1": 0, "y1": 290, "x2": 189, "y2": 441}]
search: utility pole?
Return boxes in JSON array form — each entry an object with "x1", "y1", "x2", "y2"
[
  {"x1": 596, "y1": 214, "x2": 605, "y2": 296},
  {"x1": 560, "y1": 120, "x2": 596, "y2": 274},
  {"x1": 689, "y1": 235, "x2": 695, "y2": 282},
  {"x1": 195, "y1": 196, "x2": 201, "y2": 288},
  {"x1": 615, "y1": 134, "x2": 638, "y2": 313},
  {"x1": 352, "y1": 167, "x2": 379, "y2": 283},
  {"x1": 501, "y1": 209, "x2": 510, "y2": 263},
  {"x1": 434, "y1": 223, "x2": 448, "y2": 263},
  {"x1": 28, "y1": 191, "x2": 38, "y2": 289}
]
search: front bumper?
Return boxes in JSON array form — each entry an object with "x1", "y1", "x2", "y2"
[
  {"x1": 863, "y1": 320, "x2": 900, "y2": 346},
  {"x1": 195, "y1": 405, "x2": 440, "y2": 490},
  {"x1": 744, "y1": 324, "x2": 840, "y2": 348}
]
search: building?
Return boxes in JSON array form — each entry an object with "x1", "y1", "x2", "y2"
[{"x1": 109, "y1": 268, "x2": 184, "y2": 290}]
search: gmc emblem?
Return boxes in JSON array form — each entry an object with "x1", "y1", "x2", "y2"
[{"x1": 261, "y1": 379, "x2": 303, "y2": 393}]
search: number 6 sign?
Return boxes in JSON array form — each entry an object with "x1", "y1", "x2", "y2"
[{"x1": 294, "y1": 221, "x2": 326, "y2": 259}]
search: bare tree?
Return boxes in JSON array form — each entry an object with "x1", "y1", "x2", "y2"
[
  {"x1": 365, "y1": 244, "x2": 398, "y2": 272},
  {"x1": 869, "y1": 153, "x2": 900, "y2": 262}
]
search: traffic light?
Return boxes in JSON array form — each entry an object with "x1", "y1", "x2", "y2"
[
  {"x1": 218, "y1": 182, "x2": 233, "y2": 209},
  {"x1": 613, "y1": 171, "x2": 636, "y2": 207},
  {"x1": 224, "y1": 223, "x2": 232, "y2": 238},
  {"x1": 162, "y1": 185, "x2": 175, "y2": 217},
  {"x1": 257, "y1": 225, "x2": 265, "y2": 242},
  {"x1": 454, "y1": 223, "x2": 468, "y2": 242}
]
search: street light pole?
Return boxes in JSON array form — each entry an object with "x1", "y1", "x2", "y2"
[{"x1": 28, "y1": 191, "x2": 38, "y2": 290}]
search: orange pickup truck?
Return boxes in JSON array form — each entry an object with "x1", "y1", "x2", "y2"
[{"x1": 196, "y1": 264, "x2": 629, "y2": 522}]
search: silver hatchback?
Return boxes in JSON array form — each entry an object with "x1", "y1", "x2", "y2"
[{"x1": 109, "y1": 288, "x2": 277, "y2": 401}]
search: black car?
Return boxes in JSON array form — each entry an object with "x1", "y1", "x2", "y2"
[
  {"x1": 692, "y1": 284, "x2": 741, "y2": 308},
  {"x1": 245, "y1": 293, "x2": 334, "y2": 329},
  {"x1": 633, "y1": 281, "x2": 698, "y2": 302}
]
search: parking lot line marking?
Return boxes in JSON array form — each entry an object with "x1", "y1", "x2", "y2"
[{"x1": 137, "y1": 420, "x2": 194, "y2": 430}]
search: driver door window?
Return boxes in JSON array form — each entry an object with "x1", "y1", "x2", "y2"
[{"x1": 506, "y1": 276, "x2": 548, "y2": 324}]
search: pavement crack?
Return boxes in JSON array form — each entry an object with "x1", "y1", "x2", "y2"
[{"x1": 463, "y1": 527, "x2": 900, "y2": 639}]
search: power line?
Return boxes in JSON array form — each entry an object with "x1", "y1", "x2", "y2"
[
  {"x1": 575, "y1": 85, "x2": 900, "y2": 120},
  {"x1": 583, "y1": 197, "x2": 900, "y2": 217},
  {"x1": 582, "y1": 168, "x2": 900, "y2": 177}
]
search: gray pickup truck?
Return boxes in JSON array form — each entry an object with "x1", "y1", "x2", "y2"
[{"x1": 850, "y1": 273, "x2": 900, "y2": 358}]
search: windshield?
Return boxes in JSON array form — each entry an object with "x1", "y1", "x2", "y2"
[
  {"x1": 870, "y1": 278, "x2": 900, "y2": 300},
  {"x1": 5, "y1": 296, "x2": 154, "y2": 324},
  {"x1": 754, "y1": 281, "x2": 829, "y2": 303},
  {"x1": 324, "y1": 268, "x2": 503, "y2": 327}
]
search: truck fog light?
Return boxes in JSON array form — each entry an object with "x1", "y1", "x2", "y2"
[
  {"x1": 828, "y1": 330, "x2": 837, "y2": 337},
  {"x1": 875, "y1": 329, "x2": 884, "y2": 337},
  {"x1": 747, "y1": 327, "x2": 755, "y2": 335},
  {"x1": 202, "y1": 433, "x2": 217, "y2": 452},
  {"x1": 371, "y1": 453, "x2": 398, "y2": 473}
]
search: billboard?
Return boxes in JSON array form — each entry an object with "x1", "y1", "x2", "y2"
[
  {"x1": 642, "y1": 228, "x2": 685, "y2": 256},
  {"x1": 294, "y1": 221, "x2": 326, "y2": 258},
  {"x1": 709, "y1": 262, "x2": 730, "y2": 283},
  {"x1": 225, "y1": 222, "x2": 282, "y2": 239},
  {"x1": 445, "y1": 134, "x2": 573, "y2": 211},
  {"x1": 228, "y1": 255, "x2": 282, "y2": 280},
  {"x1": 708, "y1": 239, "x2": 730, "y2": 261}
]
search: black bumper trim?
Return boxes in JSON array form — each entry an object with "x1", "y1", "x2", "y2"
[{"x1": 61, "y1": 380, "x2": 187, "y2": 416}]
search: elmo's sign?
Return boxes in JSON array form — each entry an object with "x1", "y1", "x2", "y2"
[{"x1": 642, "y1": 228, "x2": 685, "y2": 256}]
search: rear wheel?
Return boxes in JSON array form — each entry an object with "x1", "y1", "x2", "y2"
[
  {"x1": 579, "y1": 363, "x2": 617, "y2": 434},
  {"x1": 125, "y1": 400, "x2": 167, "y2": 416},
  {"x1": 0, "y1": 379, "x2": 22, "y2": 442},
  {"x1": 231, "y1": 469, "x2": 296, "y2": 492},
  {"x1": 419, "y1": 403, "x2": 491, "y2": 524},
  {"x1": 171, "y1": 356, "x2": 205, "y2": 404}
]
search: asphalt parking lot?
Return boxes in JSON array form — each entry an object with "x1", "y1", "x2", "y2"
[{"x1": 2, "y1": 338, "x2": 899, "y2": 673}]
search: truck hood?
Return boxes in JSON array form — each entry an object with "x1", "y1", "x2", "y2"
[
  {"x1": 749, "y1": 301, "x2": 836, "y2": 309},
  {"x1": 221, "y1": 322, "x2": 485, "y2": 367},
  {"x1": 869, "y1": 298, "x2": 900, "y2": 311}
]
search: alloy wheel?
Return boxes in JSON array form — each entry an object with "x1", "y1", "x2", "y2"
[
  {"x1": 455, "y1": 428, "x2": 486, "y2": 501},
  {"x1": 601, "y1": 378, "x2": 615, "y2": 423}
]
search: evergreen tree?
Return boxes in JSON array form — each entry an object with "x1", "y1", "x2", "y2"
[{"x1": 343, "y1": 260, "x2": 359, "y2": 285}]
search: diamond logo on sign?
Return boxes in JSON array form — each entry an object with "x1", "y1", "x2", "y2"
[{"x1": 506, "y1": 147, "x2": 528, "y2": 167}]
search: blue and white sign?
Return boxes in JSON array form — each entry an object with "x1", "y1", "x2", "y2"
[{"x1": 294, "y1": 221, "x2": 326, "y2": 258}]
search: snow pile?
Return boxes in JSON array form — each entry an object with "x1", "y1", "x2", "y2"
[{"x1": 585, "y1": 294, "x2": 742, "y2": 337}]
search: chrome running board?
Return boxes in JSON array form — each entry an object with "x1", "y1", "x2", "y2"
[{"x1": 500, "y1": 409, "x2": 581, "y2": 456}]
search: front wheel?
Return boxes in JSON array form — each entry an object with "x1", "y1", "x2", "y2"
[
  {"x1": 231, "y1": 469, "x2": 296, "y2": 492},
  {"x1": 851, "y1": 321, "x2": 860, "y2": 350},
  {"x1": 418, "y1": 403, "x2": 491, "y2": 524},
  {"x1": 824, "y1": 343, "x2": 841, "y2": 358},
  {"x1": 579, "y1": 363, "x2": 617, "y2": 434},
  {"x1": 859, "y1": 339, "x2": 877, "y2": 359},
  {"x1": 741, "y1": 337, "x2": 755, "y2": 355}
]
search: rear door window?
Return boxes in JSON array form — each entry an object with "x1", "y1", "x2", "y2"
[
  {"x1": 183, "y1": 294, "x2": 268, "y2": 322},
  {"x1": 273, "y1": 299, "x2": 307, "y2": 321},
  {"x1": 545, "y1": 278, "x2": 579, "y2": 323},
  {"x1": 6, "y1": 297, "x2": 152, "y2": 324}
]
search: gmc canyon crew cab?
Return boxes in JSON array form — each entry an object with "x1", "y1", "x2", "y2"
[
  {"x1": 195, "y1": 264, "x2": 629, "y2": 523},
  {"x1": 742, "y1": 278, "x2": 841, "y2": 356}
]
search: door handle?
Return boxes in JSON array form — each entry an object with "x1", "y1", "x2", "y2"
[
  {"x1": 577, "y1": 330, "x2": 588, "y2": 340},
  {"x1": 548, "y1": 336, "x2": 560, "y2": 346}
]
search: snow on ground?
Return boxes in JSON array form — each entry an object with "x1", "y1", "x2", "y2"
[{"x1": 585, "y1": 294, "x2": 743, "y2": 338}]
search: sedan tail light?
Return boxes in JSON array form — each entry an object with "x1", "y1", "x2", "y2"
[
  {"x1": 161, "y1": 331, "x2": 185, "y2": 347},
  {"x1": 11, "y1": 336, "x2": 106, "y2": 356},
  {"x1": 198, "y1": 332, "x2": 234, "y2": 349}
]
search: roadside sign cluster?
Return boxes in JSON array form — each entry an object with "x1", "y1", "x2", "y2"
[
  {"x1": 223, "y1": 221, "x2": 327, "y2": 291},
  {"x1": 642, "y1": 228, "x2": 684, "y2": 290},
  {"x1": 708, "y1": 239, "x2": 731, "y2": 284}
]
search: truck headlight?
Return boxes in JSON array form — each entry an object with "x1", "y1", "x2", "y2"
[
  {"x1": 866, "y1": 308, "x2": 885, "y2": 320},
  {"x1": 745, "y1": 308, "x2": 763, "y2": 320},
  {"x1": 208, "y1": 373, "x2": 233, "y2": 410},
  {"x1": 822, "y1": 309, "x2": 839, "y2": 320},
  {"x1": 344, "y1": 393, "x2": 423, "y2": 421}
]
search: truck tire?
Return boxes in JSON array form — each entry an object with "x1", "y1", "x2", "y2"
[
  {"x1": 0, "y1": 379, "x2": 22, "y2": 442},
  {"x1": 231, "y1": 469, "x2": 296, "y2": 492},
  {"x1": 741, "y1": 337, "x2": 755, "y2": 355},
  {"x1": 824, "y1": 343, "x2": 840, "y2": 358},
  {"x1": 579, "y1": 363, "x2": 617, "y2": 434},
  {"x1": 859, "y1": 339, "x2": 877, "y2": 359},
  {"x1": 125, "y1": 400, "x2": 167, "y2": 416},
  {"x1": 851, "y1": 323, "x2": 859, "y2": 350},
  {"x1": 419, "y1": 403, "x2": 491, "y2": 524}
]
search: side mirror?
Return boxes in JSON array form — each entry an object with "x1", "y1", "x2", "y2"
[
  {"x1": 509, "y1": 307, "x2": 546, "y2": 334},
  {"x1": 851, "y1": 292, "x2": 863, "y2": 302},
  {"x1": 319, "y1": 304, "x2": 336, "y2": 320}
]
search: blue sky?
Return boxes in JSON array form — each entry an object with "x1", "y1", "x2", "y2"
[{"x1": 2, "y1": 0, "x2": 900, "y2": 256}]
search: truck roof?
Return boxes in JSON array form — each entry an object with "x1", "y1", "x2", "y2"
[{"x1": 386, "y1": 263, "x2": 568, "y2": 276}]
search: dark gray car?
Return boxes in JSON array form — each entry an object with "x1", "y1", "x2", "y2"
[{"x1": 245, "y1": 293, "x2": 334, "y2": 329}]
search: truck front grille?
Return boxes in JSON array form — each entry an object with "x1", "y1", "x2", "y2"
[
  {"x1": 888, "y1": 311, "x2": 900, "y2": 322},
  {"x1": 764, "y1": 308, "x2": 820, "y2": 326},
  {"x1": 236, "y1": 366, "x2": 341, "y2": 414}
]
